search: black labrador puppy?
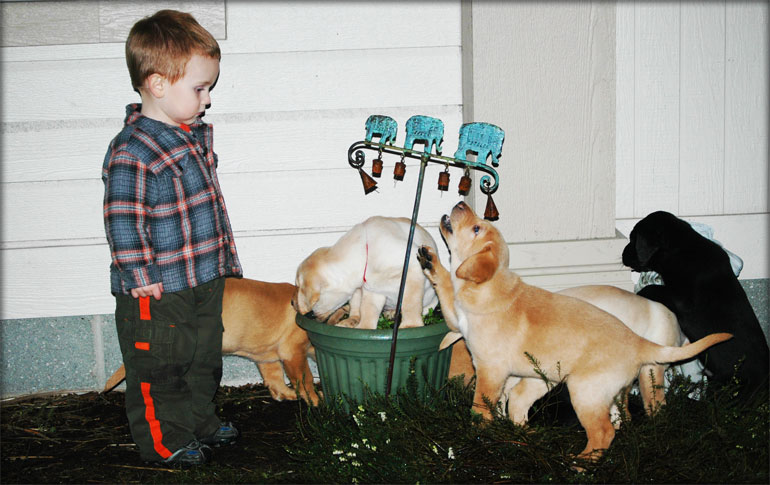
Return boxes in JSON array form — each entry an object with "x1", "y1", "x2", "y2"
[{"x1": 623, "y1": 211, "x2": 768, "y2": 402}]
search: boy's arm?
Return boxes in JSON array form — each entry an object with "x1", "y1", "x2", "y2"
[{"x1": 103, "y1": 150, "x2": 162, "y2": 292}]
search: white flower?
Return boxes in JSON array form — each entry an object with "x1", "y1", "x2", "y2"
[
  {"x1": 432, "y1": 445, "x2": 439, "y2": 455},
  {"x1": 333, "y1": 449, "x2": 343, "y2": 455},
  {"x1": 353, "y1": 415, "x2": 361, "y2": 426},
  {"x1": 378, "y1": 412, "x2": 387, "y2": 422},
  {"x1": 447, "y1": 447, "x2": 455, "y2": 460},
  {"x1": 351, "y1": 442, "x2": 359, "y2": 449}
]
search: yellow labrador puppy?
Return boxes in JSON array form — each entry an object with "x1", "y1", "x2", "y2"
[
  {"x1": 104, "y1": 278, "x2": 321, "y2": 405},
  {"x1": 555, "y1": 285, "x2": 685, "y2": 420},
  {"x1": 449, "y1": 284, "x2": 687, "y2": 423},
  {"x1": 293, "y1": 216, "x2": 439, "y2": 329},
  {"x1": 417, "y1": 201, "x2": 731, "y2": 462}
]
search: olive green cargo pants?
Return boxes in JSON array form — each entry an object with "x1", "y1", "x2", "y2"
[{"x1": 115, "y1": 277, "x2": 225, "y2": 461}]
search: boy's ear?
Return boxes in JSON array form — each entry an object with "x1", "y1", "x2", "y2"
[
  {"x1": 456, "y1": 243, "x2": 498, "y2": 284},
  {"x1": 145, "y1": 73, "x2": 167, "y2": 98}
]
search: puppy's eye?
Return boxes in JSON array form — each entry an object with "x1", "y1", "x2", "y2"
[{"x1": 473, "y1": 225, "x2": 480, "y2": 235}]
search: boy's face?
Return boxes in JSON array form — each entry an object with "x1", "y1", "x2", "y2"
[{"x1": 149, "y1": 54, "x2": 220, "y2": 126}]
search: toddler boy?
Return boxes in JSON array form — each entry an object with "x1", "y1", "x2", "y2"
[{"x1": 102, "y1": 9, "x2": 242, "y2": 466}]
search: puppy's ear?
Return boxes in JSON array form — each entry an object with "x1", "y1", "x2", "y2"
[
  {"x1": 290, "y1": 286, "x2": 301, "y2": 312},
  {"x1": 456, "y1": 244, "x2": 498, "y2": 283},
  {"x1": 294, "y1": 287, "x2": 320, "y2": 316}
]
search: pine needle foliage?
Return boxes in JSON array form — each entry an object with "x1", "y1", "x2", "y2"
[
  {"x1": 286, "y1": 371, "x2": 769, "y2": 484},
  {"x1": 1, "y1": 369, "x2": 766, "y2": 483}
]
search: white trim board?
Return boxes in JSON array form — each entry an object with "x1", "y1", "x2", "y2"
[
  {"x1": 616, "y1": 213, "x2": 769, "y2": 281},
  {"x1": 507, "y1": 232, "x2": 633, "y2": 292}
]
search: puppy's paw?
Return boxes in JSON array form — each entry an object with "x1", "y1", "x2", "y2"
[
  {"x1": 300, "y1": 389, "x2": 322, "y2": 406},
  {"x1": 336, "y1": 317, "x2": 360, "y2": 328},
  {"x1": 470, "y1": 402, "x2": 496, "y2": 424},
  {"x1": 418, "y1": 246, "x2": 441, "y2": 285},
  {"x1": 267, "y1": 385, "x2": 299, "y2": 402},
  {"x1": 326, "y1": 307, "x2": 349, "y2": 325},
  {"x1": 417, "y1": 246, "x2": 435, "y2": 271},
  {"x1": 469, "y1": 408, "x2": 490, "y2": 426},
  {"x1": 569, "y1": 453, "x2": 599, "y2": 473},
  {"x1": 400, "y1": 319, "x2": 425, "y2": 329},
  {"x1": 381, "y1": 309, "x2": 397, "y2": 320}
]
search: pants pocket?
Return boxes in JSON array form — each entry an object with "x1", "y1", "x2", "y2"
[
  {"x1": 116, "y1": 296, "x2": 183, "y2": 386},
  {"x1": 132, "y1": 319, "x2": 181, "y2": 385}
]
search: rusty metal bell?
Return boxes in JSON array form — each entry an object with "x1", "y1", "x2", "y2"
[
  {"x1": 393, "y1": 160, "x2": 406, "y2": 181},
  {"x1": 458, "y1": 170, "x2": 472, "y2": 196},
  {"x1": 359, "y1": 168, "x2": 378, "y2": 194},
  {"x1": 371, "y1": 158, "x2": 383, "y2": 178},
  {"x1": 437, "y1": 169, "x2": 450, "y2": 191},
  {"x1": 484, "y1": 194, "x2": 499, "y2": 221}
]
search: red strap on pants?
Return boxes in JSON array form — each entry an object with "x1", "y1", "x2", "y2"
[
  {"x1": 139, "y1": 296, "x2": 151, "y2": 321},
  {"x1": 140, "y1": 382, "x2": 172, "y2": 458}
]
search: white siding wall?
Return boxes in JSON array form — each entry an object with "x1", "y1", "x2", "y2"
[
  {"x1": 469, "y1": 1, "x2": 617, "y2": 243},
  {"x1": 1, "y1": 1, "x2": 465, "y2": 319},
  {"x1": 465, "y1": 1, "x2": 631, "y2": 293},
  {"x1": 2, "y1": 1, "x2": 768, "y2": 396},
  {"x1": 616, "y1": 1, "x2": 769, "y2": 279},
  {"x1": 2, "y1": 1, "x2": 768, "y2": 320}
]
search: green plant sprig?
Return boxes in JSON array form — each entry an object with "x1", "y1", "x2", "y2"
[{"x1": 376, "y1": 305, "x2": 445, "y2": 330}]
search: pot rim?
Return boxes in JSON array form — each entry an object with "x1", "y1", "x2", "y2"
[{"x1": 296, "y1": 313, "x2": 449, "y2": 341}]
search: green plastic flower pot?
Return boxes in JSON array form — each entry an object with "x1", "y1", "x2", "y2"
[{"x1": 296, "y1": 314, "x2": 451, "y2": 407}]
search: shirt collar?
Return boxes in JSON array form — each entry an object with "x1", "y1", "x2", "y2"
[{"x1": 123, "y1": 103, "x2": 207, "y2": 136}]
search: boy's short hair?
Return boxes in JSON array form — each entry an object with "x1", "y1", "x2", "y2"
[{"x1": 126, "y1": 9, "x2": 220, "y2": 91}]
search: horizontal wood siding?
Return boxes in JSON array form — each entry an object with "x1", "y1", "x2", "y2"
[
  {"x1": 0, "y1": 1, "x2": 226, "y2": 47},
  {"x1": 1, "y1": 2, "x2": 463, "y2": 319}
]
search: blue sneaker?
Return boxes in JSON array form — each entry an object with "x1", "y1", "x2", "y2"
[
  {"x1": 161, "y1": 440, "x2": 212, "y2": 466},
  {"x1": 200, "y1": 422, "x2": 239, "y2": 447}
]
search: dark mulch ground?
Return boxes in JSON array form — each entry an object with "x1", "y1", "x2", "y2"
[
  {"x1": 2, "y1": 376, "x2": 768, "y2": 484},
  {"x1": 1, "y1": 384, "x2": 307, "y2": 484}
]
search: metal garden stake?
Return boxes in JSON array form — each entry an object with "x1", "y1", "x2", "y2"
[{"x1": 348, "y1": 115, "x2": 505, "y2": 396}]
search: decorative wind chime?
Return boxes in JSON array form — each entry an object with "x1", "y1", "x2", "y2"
[{"x1": 347, "y1": 114, "x2": 505, "y2": 396}]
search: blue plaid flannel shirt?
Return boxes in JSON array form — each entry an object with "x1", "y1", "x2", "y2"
[{"x1": 102, "y1": 104, "x2": 242, "y2": 295}]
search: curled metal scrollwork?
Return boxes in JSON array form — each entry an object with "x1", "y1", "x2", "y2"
[
  {"x1": 347, "y1": 140, "x2": 500, "y2": 195},
  {"x1": 347, "y1": 144, "x2": 367, "y2": 170}
]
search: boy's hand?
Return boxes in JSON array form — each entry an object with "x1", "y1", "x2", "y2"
[{"x1": 131, "y1": 282, "x2": 164, "y2": 300}]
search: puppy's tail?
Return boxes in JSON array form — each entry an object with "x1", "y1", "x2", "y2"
[
  {"x1": 102, "y1": 364, "x2": 126, "y2": 393},
  {"x1": 649, "y1": 332, "x2": 733, "y2": 365}
]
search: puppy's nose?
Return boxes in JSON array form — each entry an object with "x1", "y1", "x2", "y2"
[
  {"x1": 441, "y1": 214, "x2": 453, "y2": 234},
  {"x1": 305, "y1": 310, "x2": 316, "y2": 320},
  {"x1": 621, "y1": 244, "x2": 636, "y2": 269}
]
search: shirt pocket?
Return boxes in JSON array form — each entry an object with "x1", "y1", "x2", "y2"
[{"x1": 157, "y1": 155, "x2": 210, "y2": 198}]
